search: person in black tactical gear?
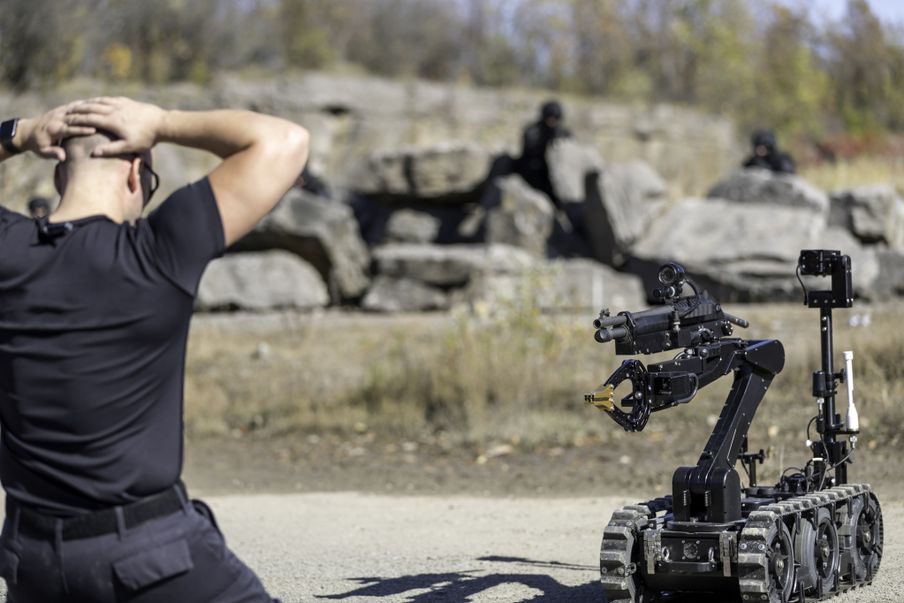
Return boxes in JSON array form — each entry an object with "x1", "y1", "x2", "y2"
[
  {"x1": 0, "y1": 98, "x2": 308, "y2": 602},
  {"x1": 743, "y1": 129, "x2": 796, "y2": 174},
  {"x1": 515, "y1": 100, "x2": 572, "y2": 205}
]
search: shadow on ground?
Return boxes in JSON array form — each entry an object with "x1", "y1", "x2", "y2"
[
  {"x1": 319, "y1": 556, "x2": 740, "y2": 602},
  {"x1": 319, "y1": 571, "x2": 598, "y2": 602}
]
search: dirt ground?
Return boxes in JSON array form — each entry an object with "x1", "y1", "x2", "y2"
[{"x1": 183, "y1": 432, "x2": 904, "y2": 501}]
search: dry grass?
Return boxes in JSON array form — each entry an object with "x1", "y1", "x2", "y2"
[
  {"x1": 799, "y1": 156, "x2": 904, "y2": 195},
  {"x1": 184, "y1": 300, "x2": 904, "y2": 473}
]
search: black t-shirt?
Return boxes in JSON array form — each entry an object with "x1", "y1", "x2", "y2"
[{"x1": 0, "y1": 178, "x2": 224, "y2": 516}]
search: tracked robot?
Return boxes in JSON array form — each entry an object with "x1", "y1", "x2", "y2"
[{"x1": 585, "y1": 250, "x2": 883, "y2": 602}]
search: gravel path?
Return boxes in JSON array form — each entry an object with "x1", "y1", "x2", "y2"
[
  {"x1": 206, "y1": 492, "x2": 902, "y2": 603},
  {"x1": 0, "y1": 492, "x2": 896, "y2": 601}
]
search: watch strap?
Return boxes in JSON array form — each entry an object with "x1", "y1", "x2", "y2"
[{"x1": 0, "y1": 119, "x2": 22, "y2": 155}]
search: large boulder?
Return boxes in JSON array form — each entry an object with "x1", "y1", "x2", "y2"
[
  {"x1": 874, "y1": 249, "x2": 904, "y2": 298},
  {"x1": 351, "y1": 143, "x2": 493, "y2": 202},
  {"x1": 629, "y1": 198, "x2": 825, "y2": 301},
  {"x1": 372, "y1": 243, "x2": 536, "y2": 288},
  {"x1": 547, "y1": 139, "x2": 604, "y2": 204},
  {"x1": 197, "y1": 251, "x2": 329, "y2": 311},
  {"x1": 829, "y1": 185, "x2": 904, "y2": 249},
  {"x1": 352, "y1": 198, "x2": 486, "y2": 247},
  {"x1": 236, "y1": 188, "x2": 370, "y2": 302},
  {"x1": 707, "y1": 168, "x2": 829, "y2": 215},
  {"x1": 483, "y1": 174, "x2": 556, "y2": 257},
  {"x1": 365, "y1": 243, "x2": 537, "y2": 313},
  {"x1": 384, "y1": 209, "x2": 442, "y2": 244},
  {"x1": 584, "y1": 161, "x2": 668, "y2": 266},
  {"x1": 818, "y1": 227, "x2": 880, "y2": 297},
  {"x1": 361, "y1": 276, "x2": 450, "y2": 312},
  {"x1": 470, "y1": 258, "x2": 645, "y2": 311},
  {"x1": 0, "y1": 74, "x2": 741, "y2": 212}
]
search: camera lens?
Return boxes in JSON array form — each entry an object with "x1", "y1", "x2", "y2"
[{"x1": 659, "y1": 266, "x2": 676, "y2": 284}]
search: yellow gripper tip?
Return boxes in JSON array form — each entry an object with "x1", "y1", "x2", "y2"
[{"x1": 585, "y1": 384, "x2": 615, "y2": 412}]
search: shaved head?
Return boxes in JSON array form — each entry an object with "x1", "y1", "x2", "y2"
[
  {"x1": 54, "y1": 131, "x2": 155, "y2": 211},
  {"x1": 60, "y1": 131, "x2": 152, "y2": 171},
  {"x1": 62, "y1": 131, "x2": 115, "y2": 163}
]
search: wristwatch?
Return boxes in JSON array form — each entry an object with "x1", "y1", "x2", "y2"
[{"x1": 0, "y1": 119, "x2": 22, "y2": 155}]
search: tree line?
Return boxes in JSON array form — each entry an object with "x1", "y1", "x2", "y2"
[{"x1": 2, "y1": 0, "x2": 903, "y2": 145}]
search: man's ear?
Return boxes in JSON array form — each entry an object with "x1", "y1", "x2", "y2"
[{"x1": 127, "y1": 156, "x2": 141, "y2": 195}]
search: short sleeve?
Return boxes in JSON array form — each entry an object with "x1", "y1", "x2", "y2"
[{"x1": 147, "y1": 177, "x2": 225, "y2": 296}]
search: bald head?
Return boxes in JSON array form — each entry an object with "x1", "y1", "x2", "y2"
[
  {"x1": 54, "y1": 132, "x2": 155, "y2": 215},
  {"x1": 61, "y1": 131, "x2": 152, "y2": 169},
  {"x1": 60, "y1": 131, "x2": 120, "y2": 172}
]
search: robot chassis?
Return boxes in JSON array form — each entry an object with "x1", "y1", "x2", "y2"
[{"x1": 585, "y1": 250, "x2": 883, "y2": 603}]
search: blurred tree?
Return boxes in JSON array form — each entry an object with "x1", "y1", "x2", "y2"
[
  {"x1": 344, "y1": 0, "x2": 463, "y2": 80},
  {"x1": 510, "y1": 0, "x2": 574, "y2": 90},
  {"x1": 2, "y1": 0, "x2": 904, "y2": 145},
  {"x1": 570, "y1": 0, "x2": 633, "y2": 96},
  {"x1": 462, "y1": 0, "x2": 521, "y2": 86},
  {"x1": 279, "y1": 0, "x2": 336, "y2": 70},
  {"x1": 0, "y1": 0, "x2": 95, "y2": 90},
  {"x1": 826, "y1": 0, "x2": 902, "y2": 134},
  {"x1": 103, "y1": 43, "x2": 134, "y2": 81},
  {"x1": 690, "y1": 1, "x2": 759, "y2": 118},
  {"x1": 751, "y1": 4, "x2": 828, "y2": 138}
]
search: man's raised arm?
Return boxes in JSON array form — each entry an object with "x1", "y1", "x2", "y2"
[
  {"x1": 0, "y1": 103, "x2": 97, "y2": 164},
  {"x1": 66, "y1": 97, "x2": 310, "y2": 246}
]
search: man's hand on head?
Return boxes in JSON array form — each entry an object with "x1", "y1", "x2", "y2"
[
  {"x1": 16, "y1": 103, "x2": 97, "y2": 161},
  {"x1": 65, "y1": 97, "x2": 166, "y2": 157}
]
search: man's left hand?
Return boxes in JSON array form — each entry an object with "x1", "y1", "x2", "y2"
[{"x1": 16, "y1": 102, "x2": 97, "y2": 160}]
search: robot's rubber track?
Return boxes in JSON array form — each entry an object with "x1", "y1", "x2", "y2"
[
  {"x1": 600, "y1": 504, "x2": 652, "y2": 603},
  {"x1": 738, "y1": 484, "x2": 883, "y2": 603},
  {"x1": 599, "y1": 486, "x2": 883, "y2": 603}
]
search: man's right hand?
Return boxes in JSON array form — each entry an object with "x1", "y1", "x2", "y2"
[{"x1": 64, "y1": 97, "x2": 166, "y2": 157}]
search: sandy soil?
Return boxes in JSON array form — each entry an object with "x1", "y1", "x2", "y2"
[
  {"x1": 203, "y1": 492, "x2": 903, "y2": 603},
  {"x1": 177, "y1": 435, "x2": 904, "y2": 602}
]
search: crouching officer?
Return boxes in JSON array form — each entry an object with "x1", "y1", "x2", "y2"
[
  {"x1": 743, "y1": 128, "x2": 796, "y2": 174},
  {"x1": 0, "y1": 98, "x2": 309, "y2": 601},
  {"x1": 515, "y1": 100, "x2": 572, "y2": 205}
]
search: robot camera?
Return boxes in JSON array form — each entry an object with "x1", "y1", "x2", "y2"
[
  {"x1": 653, "y1": 262, "x2": 687, "y2": 301},
  {"x1": 798, "y1": 249, "x2": 839, "y2": 277},
  {"x1": 657, "y1": 262, "x2": 686, "y2": 286}
]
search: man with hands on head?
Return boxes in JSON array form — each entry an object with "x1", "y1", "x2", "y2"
[{"x1": 0, "y1": 98, "x2": 308, "y2": 602}]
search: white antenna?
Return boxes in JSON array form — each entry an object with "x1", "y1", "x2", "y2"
[{"x1": 843, "y1": 351, "x2": 859, "y2": 432}]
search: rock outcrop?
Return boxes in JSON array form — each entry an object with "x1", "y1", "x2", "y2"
[
  {"x1": 584, "y1": 161, "x2": 668, "y2": 266},
  {"x1": 470, "y1": 258, "x2": 645, "y2": 311},
  {"x1": 372, "y1": 243, "x2": 535, "y2": 287},
  {"x1": 197, "y1": 251, "x2": 329, "y2": 311},
  {"x1": 361, "y1": 276, "x2": 451, "y2": 312},
  {"x1": 0, "y1": 72, "x2": 741, "y2": 210},
  {"x1": 236, "y1": 188, "x2": 370, "y2": 302},
  {"x1": 548, "y1": 139, "x2": 604, "y2": 204},
  {"x1": 384, "y1": 209, "x2": 442, "y2": 244},
  {"x1": 628, "y1": 197, "x2": 884, "y2": 301},
  {"x1": 829, "y1": 184, "x2": 904, "y2": 249},
  {"x1": 707, "y1": 168, "x2": 829, "y2": 214},
  {"x1": 351, "y1": 144, "x2": 494, "y2": 203},
  {"x1": 362, "y1": 243, "x2": 537, "y2": 312},
  {"x1": 483, "y1": 175, "x2": 555, "y2": 257}
]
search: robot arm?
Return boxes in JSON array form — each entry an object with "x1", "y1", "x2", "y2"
[{"x1": 586, "y1": 262, "x2": 750, "y2": 432}]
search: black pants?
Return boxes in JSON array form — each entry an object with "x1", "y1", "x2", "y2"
[{"x1": 0, "y1": 493, "x2": 279, "y2": 602}]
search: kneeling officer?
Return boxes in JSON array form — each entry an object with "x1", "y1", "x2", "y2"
[{"x1": 0, "y1": 98, "x2": 309, "y2": 602}]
